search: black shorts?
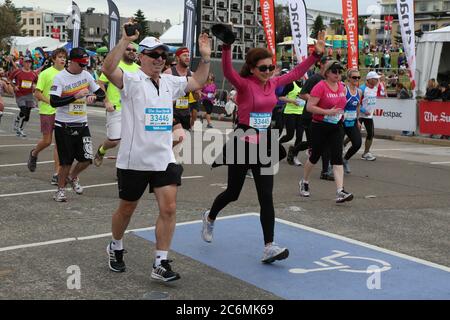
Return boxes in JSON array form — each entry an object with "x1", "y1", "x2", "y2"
[
  {"x1": 173, "y1": 108, "x2": 191, "y2": 130},
  {"x1": 189, "y1": 101, "x2": 200, "y2": 112},
  {"x1": 117, "y1": 163, "x2": 184, "y2": 201},
  {"x1": 54, "y1": 123, "x2": 93, "y2": 166},
  {"x1": 202, "y1": 99, "x2": 214, "y2": 114}
]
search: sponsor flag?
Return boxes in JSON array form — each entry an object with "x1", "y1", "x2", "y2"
[
  {"x1": 107, "y1": 0, "x2": 121, "y2": 52},
  {"x1": 287, "y1": 0, "x2": 308, "y2": 64},
  {"x1": 71, "y1": 1, "x2": 81, "y2": 48},
  {"x1": 183, "y1": 0, "x2": 197, "y2": 58},
  {"x1": 342, "y1": 0, "x2": 359, "y2": 69},
  {"x1": 396, "y1": 0, "x2": 416, "y2": 91},
  {"x1": 260, "y1": 0, "x2": 277, "y2": 65}
]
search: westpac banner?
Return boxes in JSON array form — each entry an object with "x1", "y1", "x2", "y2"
[
  {"x1": 373, "y1": 98, "x2": 417, "y2": 131},
  {"x1": 288, "y1": 0, "x2": 308, "y2": 63}
]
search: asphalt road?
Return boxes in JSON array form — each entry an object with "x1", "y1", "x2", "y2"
[{"x1": 0, "y1": 97, "x2": 449, "y2": 300}]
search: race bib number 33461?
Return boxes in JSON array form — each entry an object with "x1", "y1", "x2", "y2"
[{"x1": 145, "y1": 108, "x2": 172, "y2": 131}]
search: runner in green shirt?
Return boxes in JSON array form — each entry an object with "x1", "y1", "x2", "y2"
[
  {"x1": 27, "y1": 48, "x2": 68, "y2": 184},
  {"x1": 94, "y1": 43, "x2": 140, "y2": 167}
]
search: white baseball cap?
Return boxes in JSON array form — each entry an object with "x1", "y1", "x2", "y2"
[
  {"x1": 366, "y1": 71, "x2": 381, "y2": 80},
  {"x1": 138, "y1": 37, "x2": 169, "y2": 53}
]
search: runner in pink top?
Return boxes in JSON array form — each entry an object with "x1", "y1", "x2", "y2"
[
  {"x1": 202, "y1": 31, "x2": 327, "y2": 265},
  {"x1": 299, "y1": 60, "x2": 354, "y2": 204}
]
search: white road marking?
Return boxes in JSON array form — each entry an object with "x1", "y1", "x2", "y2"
[
  {"x1": 430, "y1": 161, "x2": 450, "y2": 165},
  {"x1": 0, "y1": 160, "x2": 54, "y2": 168},
  {"x1": 0, "y1": 176, "x2": 203, "y2": 198},
  {"x1": 0, "y1": 144, "x2": 49, "y2": 148}
]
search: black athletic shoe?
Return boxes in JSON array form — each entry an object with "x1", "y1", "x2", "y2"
[
  {"x1": 106, "y1": 242, "x2": 126, "y2": 272},
  {"x1": 27, "y1": 149, "x2": 38, "y2": 172},
  {"x1": 287, "y1": 146, "x2": 295, "y2": 165},
  {"x1": 336, "y1": 189, "x2": 354, "y2": 203},
  {"x1": 151, "y1": 260, "x2": 180, "y2": 282}
]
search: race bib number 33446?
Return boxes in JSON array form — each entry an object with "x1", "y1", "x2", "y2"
[{"x1": 145, "y1": 108, "x2": 172, "y2": 131}]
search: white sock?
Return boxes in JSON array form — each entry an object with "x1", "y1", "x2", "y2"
[
  {"x1": 111, "y1": 238, "x2": 123, "y2": 251},
  {"x1": 337, "y1": 188, "x2": 343, "y2": 193},
  {"x1": 155, "y1": 250, "x2": 168, "y2": 266}
]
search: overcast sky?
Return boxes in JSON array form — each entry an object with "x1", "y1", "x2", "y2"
[{"x1": 6, "y1": 0, "x2": 380, "y2": 24}]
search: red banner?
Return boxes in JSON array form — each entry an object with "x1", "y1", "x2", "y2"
[
  {"x1": 342, "y1": 0, "x2": 359, "y2": 70},
  {"x1": 51, "y1": 27, "x2": 60, "y2": 40},
  {"x1": 419, "y1": 101, "x2": 450, "y2": 135},
  {"x1": 384, "y1": 15, "x2": 393, "y2": 31},
  {"x1": 260, "y1": 0, "x2": 276, "y2": 65}
]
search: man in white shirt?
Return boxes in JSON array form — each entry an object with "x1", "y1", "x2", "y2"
[{"x1": 102, "y1": 23, "x2": 211, "y2": 282}]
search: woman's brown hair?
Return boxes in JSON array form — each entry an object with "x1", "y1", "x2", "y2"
[{"x1": 239, "y1": 48, "x2": 272, "y2": 78}]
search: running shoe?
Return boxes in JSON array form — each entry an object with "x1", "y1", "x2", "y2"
[
  {"x1": 53, "y1": 188, "x2": 67, "y2": 202},
  {"x1": 343, "y1": 158, "x2": 351, "y2": 174},
  {"x1": 50, "y1": 174, "x2": 58, "y2": 185},
  {"x1": 201, "y1": 210, "x2": 214, "y2": 243},
  {"x1": 287, "y1": 146, "x2": 295, "y2": 165},
  {"x1": 299, "y1": 179, "x2": 310, "y2": 197},
  {"x1": 94, "y1": 146, "x2": 105, "y2": 167},
  {"x1": 151, "y1": 260, "x2": 180, "y2": 282},
  {"x1": 361, "y1": 152, "x2": 376, "y2": 161},
  {"x1": 293, "y1": 156, "x2": 302, "y2": 166},
  {"x1": 336, "y1": 189, "x2": 354, "y2": 203},
  {"x1": 206, "y1": 124, "x2": 213, "y2": 128},
  {"x1": 16, "y1": 129, "x2": 26, "y2": 137},
  {"x1": 261, "y1": 243, "x2": 289, "y2": 263},
  {"x1": 106, "y1": 242, "x2": 126, "y2": 272},
  {"x1": 67, "y1": 176, "x2": 83, "y2": 194},
  {"x1": 27, "y1": 149, "x2": 37, "y2": 172}
]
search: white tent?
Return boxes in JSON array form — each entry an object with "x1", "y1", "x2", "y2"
[
  {"x1": 160, "y1": 24, "x2": 184, "y2": 45},
  {"x1": 416, "y1": 26, "x2": 450, "y2": 96},
  {"x1": 277, "y1": 37, "x2": 333, "y2": 46},
  {"x1": 9, "y1": 37, "x2": 65, "y2": 54}
]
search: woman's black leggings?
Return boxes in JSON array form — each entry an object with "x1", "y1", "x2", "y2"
[
  {"x1": 279, "y1": 113, "x2": 304, "y2": 146},
  {"x1": 343, "y1": 125, "x2": 362, "y2": 160},
  {"x1": 209, "y1": 164, "x2": 274, "y2": 244},
  {"x1": 359, "y1": 118, "x2": 374, "y2": 140},
  {"x1": 309, "y1": 122, "x2": 344, "y2": 166}
]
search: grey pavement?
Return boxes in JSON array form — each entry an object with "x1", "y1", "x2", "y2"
[{"x1": 0, "y1": 96, "x2": 449, "y2": 300}]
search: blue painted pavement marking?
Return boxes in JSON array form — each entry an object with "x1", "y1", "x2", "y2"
[{"x1": 134, "y1": 214, "x2": 450, "y2": 300}]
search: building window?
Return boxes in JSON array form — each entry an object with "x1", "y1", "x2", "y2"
[
  {"x1": 422, "y1": 24, "x2": 430, "y2": 32},
  {"x1": 29, "y1": 18, "x2": 34, "y2": 25},
  {"x1": 89, "y1": 28, "x2": 95, "y2": 36},
  {"x1": 46, "y1": 26, "x2": 50, "y2": 33},
  {"x1": 22, "y1": 18, "x2": 26, "y2": 25},
  {"x1": 97, "y1": 27, "x2": 100, "y2": 35},
  {"x1": 29, "y1": 30, "x2": 34, "y2": 36},
  {"x1": 37, "y1": 30, "x2": 40, "y2": 36},
  {"x1": 37, "y1": 18, "x2": 40, "y2": 25}
]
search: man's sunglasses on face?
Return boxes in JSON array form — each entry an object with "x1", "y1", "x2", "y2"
[
  {"x1": 257, "y1": 64, "x2": 276, "y2": 72},
  {"x1": 351, "y1": 76, "x2": 361, "y2": 80},
  {"x1": 143, "y1": 51, "x2": 168, "y2": 60}
]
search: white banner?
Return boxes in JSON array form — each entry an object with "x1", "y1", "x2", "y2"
[
  {"x1": 396, "y1": 0, "x2": 416, "y2": 92},
  {"x1": 372, "y1": 98, "x2": 417, "y2": 131},
  {"x1": 288, "y1": 0, "x2": 308, "y2": 63}
]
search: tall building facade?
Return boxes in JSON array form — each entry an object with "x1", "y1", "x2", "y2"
[
  {"x1": 199, "y1": 0, "x2": 265, "y2": 60},
  {"x1": 42, "y1": 12, "x2": 69, "y2": 42},
  {"x1": 20, "y1": 8, "x2": 43, "y2": 37}
]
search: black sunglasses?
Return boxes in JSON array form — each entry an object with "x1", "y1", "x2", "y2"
[
  {"x1": 143, "y1": 51, "x2": 168, "y2": 60},
  {"x1": 126, "y1": 48, "x2": 137, "y2": 52},
  {"x1": 351, "y1": 76, "x2": 361, "y2": 80},
  {"x1": 330, "y1": 67, "x2": 343, "y2": 75},
  {"x1": 257, "y1": 64, "x2": 275, "y2": 72}
]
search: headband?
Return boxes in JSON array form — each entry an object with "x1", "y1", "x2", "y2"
[
  {"x1": 176, "y1": 48, "x2": 190, "y2": 57},
  {"x1": 72, "y1": 57, "x2": 90, "y2": 65}
]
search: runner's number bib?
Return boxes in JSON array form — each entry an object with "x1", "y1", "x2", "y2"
[
  {"x1": 323, "y1": 113, "x2": 343, "y2": 124},
  {"x1": 145, "y1": 108, "x2": 172, "y2": 131},
  {"x1": 69, "y1": 99, "x2": 87, "y2": 116},
  {"x1": 249, "y1": 112, "x2": 271, "y2": 130},
  {"x1": 344, "y1": 110, "x2": 357, "y2": 121},
  {"x1": 21, "y1": 80, "x2": 32, "y2": 89},
  {"x1": 175, "y1": 98, "x2": 189, "y2": 109}
]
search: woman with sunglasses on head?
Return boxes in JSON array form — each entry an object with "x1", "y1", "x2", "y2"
[
  {"x1": 342, "y1": 69, "x2": 363, "y2": 174},
  {"x1": 201, "y1": 30, "x2": 326, "y2": 264},
  {"x1": 298, "y1": 60, "x2": 353, "y2": 203}
]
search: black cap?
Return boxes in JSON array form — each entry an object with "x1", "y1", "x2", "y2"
[
  {"x1": 69, "y1": 47, "x2": 88, "y2": 60},
  {"x1": 211, "y1": 24, "x2": 235, "y2": 45}
]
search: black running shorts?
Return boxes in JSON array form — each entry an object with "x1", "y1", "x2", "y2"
[
  {"x1": 54, "y1": 124, "x2": 93, "y2": 166},
  {"x1": 117, "y1": 163, "x2": 184, "y2": 201}
]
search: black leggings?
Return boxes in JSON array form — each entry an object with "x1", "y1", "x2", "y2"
[
  {"x1": 309, "y1": 122, "x2": 344, "y2": 166},
  {"x1": 359, "y1": 118, "x2": 374, "y2": 140},
  {"x1": 279, "y1": 113, "x2": 304, "y2": 147},
  {"x1": 343, "y1": 125, "x2": 362, "y2": 160},
  {"x1": 209, "y1": 164, "x2": 274, "y2": 244},
  {"x1": 16, "y1": 106, "x2": 32, "y2": 128}
]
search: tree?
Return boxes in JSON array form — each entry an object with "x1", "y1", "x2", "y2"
[
  {"x1": 310, "y1": 15, "x2": 325, "y2": 39},
  {"x1": 330, "y1": 18, "x2": 344, "y2": 35},
  {"x1": 134, "y1": 9, "x2": 149, "y2": 43},
  {"x1": 0, "y1": 2, "x2": 22, "y2": 49},
  {"x1": 274, "y1": 4, "x2": 291, "y2": 44}
]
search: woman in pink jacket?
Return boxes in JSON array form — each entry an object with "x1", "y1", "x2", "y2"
[{"x1": 201, "y1": 28, "x2": 326, "y2": 264}]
